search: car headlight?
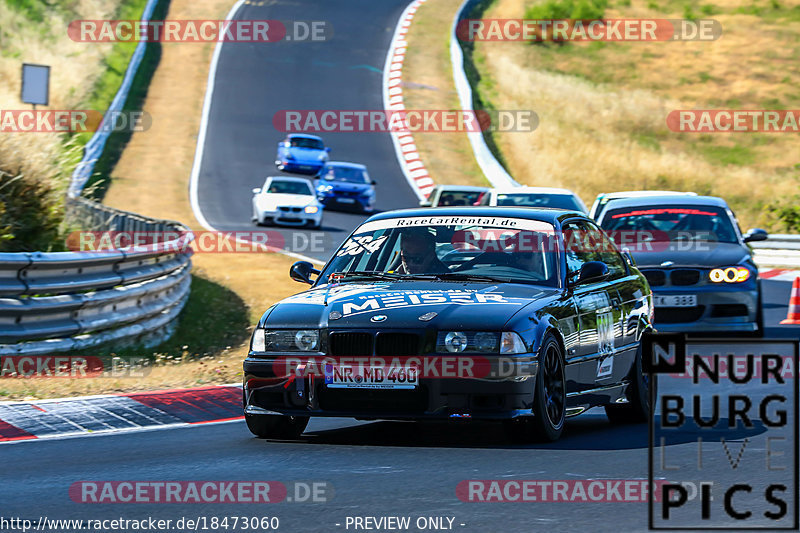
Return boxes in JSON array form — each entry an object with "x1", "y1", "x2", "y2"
[
  {"x1": 251, "y1": 328, "x2": 266, "y2": 351},
  {"x1": 317, "y1": 153, "x2": 327, "y2": 160},
  {"x1": 304, "y1": 205, "x2": 319, "y2": 214},
  {"x1": 709, "y1": 266, "x2": 751, "y2": 283},
  {"x1": 500, "y1": 332, "x2": 526, "y2": 354},
  {"x1": 436, "y1": 331, "x2": 525, "y2": 354},
  {"x1": 263, "y1": 329, "x2": 319, "y2": 351}
]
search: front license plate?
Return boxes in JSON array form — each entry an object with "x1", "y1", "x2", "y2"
[
  {"x1": 324, "y1": 365, "x2": 418, "y2": 389},
  {"x1": 654, "y1": 294, "x2": 697, "y2": 307},
  {"x1": 337, "y1": 197, "x2": 356, "y2": 204}
]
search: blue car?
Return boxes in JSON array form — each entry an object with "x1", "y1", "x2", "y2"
[
  {"x1": 315, "y1": 162, "x2": 376, "y2": 213},
  {"x1": 275, "y1": 134, "x2": 330, "y2": 174}
]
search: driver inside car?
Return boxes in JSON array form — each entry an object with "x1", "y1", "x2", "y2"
[{"x1": 395, "y1": 229, "x2": 449, "y2": 275}]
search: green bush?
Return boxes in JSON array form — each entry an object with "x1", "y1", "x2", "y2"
[
  {"x1": 525, "y1": 0, "x2": 609, "y2": 21},
  {"x1": 0, "y1": 172, "x2": 66, "y2": 252},
  {"x1": 768, "y1": 196, "x2": 800, "y2": 232}
]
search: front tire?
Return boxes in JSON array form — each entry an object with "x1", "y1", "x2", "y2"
[
  {"x1": 605, "y1": 341, "x2": 652, "y2": 424},
  {"x1": 245, "y1": 413, "x2": 309, "y2": 439},
  {"x1": 505, "y1": 333, "x2": 566, "y2": 443}
]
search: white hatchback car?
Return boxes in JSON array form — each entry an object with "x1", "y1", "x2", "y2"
[
  {"x1": 252, "y1": 176, "x2": 323, "y2": 228},
  {"x1": 477, "y1": 186, "x2": 588, "y2": 213}
]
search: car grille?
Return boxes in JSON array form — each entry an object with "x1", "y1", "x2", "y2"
[
  {"x1": 642, "y1": 270, "x2": 666, "y2": 287},
  {"x1": 655, "y1": 306, "x2": 705, "y2": 324},
  {"x1": 376, "y1": 332, "x2": 420, "y2": 357},
  {"x1": 671, "y1": 269, "x2": 701, "y2": 286},
  {"x1": 327, "y1": 332, "x2": 421, "y2": 357},
  {"x1": 329, "y1": 332, "x2": 372, "y2": 357},
  {"x1": 710, "y1": 304, "x2": 749, "y2": 318},
  {"x1": 278, "y1": 206, "x2": 302, "y2": 213}
]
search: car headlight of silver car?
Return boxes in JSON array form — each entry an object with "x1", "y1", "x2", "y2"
[
  {"x1": 436, "y1": 331, "x2": 526, "y2": 354},
  {"x1": 251, "y1": 329, "x2": 320, "y2": 352},
  {"x1": 708, "y1": 266, "x2": 751, "y2": 283}
]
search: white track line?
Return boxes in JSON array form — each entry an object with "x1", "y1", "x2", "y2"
[{"x1": 187, "y1": 0, "x2": 324, "y2": 266}]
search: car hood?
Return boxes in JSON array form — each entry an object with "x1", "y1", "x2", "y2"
[
  {"x1": 632, "y1": 241, "x2": 751, "y2": 268},
  {"x1": 261, "y1": 280, "x2": 560, "y2": 331},
  {"x1": 318, "y1": 180, "x2": 371, "y2": 193},
  {"x1": 256, "y1": 193, "x2": 317, "y2": 209}
]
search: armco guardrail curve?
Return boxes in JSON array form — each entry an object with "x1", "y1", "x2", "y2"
[{"x1": 0, "y1": 198, "x2": 193, "y2": 356}]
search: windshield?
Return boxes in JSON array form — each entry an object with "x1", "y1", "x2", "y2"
[
  {"x1": 436, "y1": 190, "x2": 485, "y2": 206},
  {"x1": 600, "y1": 205, "x2": 738, "y2": 243},
  {"x1": 319, "y1": 216, "x2": 560, "y2": 287},
  {"x1": 289, "y1": 137, "x2": 324, "y2": 150},
  {"x1": 496, "y1": 193, "x2": 583, "y2": 211},
  {"x1": 267, "y1": 180, "x2": 312, "y2": 195},
  {"x1": 321, "y1": 166, "x2": 369, "y2": 184}
]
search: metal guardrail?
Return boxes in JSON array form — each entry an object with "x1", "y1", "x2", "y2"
[
  {"x1": 752, "y1": 234, "x2": 800, "y2": 268},
  {"x1": 0, "y1": 198, "x2": 193, "y2": 355}
]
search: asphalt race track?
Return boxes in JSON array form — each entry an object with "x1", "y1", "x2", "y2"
[
  {"x1": 2, "y1": 1, "x2": 798, "y2": 531},
  {"x1": 0, "y1": 280, "x2": 796, "y2": 532},
  {"x1": 194, "y1": 0, "x2": 419, "y2": 262}
]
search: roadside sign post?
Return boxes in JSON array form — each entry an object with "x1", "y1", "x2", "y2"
[{"x1": 21, "y1": 63, "x2": 50, "y2": 110}]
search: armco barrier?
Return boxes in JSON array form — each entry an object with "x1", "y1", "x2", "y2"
[
  {"x1": 752, "y1": 234, "x2": 800, "y2": 268},
  {"x1": 0, "y1": 198, "x2": 193, "y2": 355}
]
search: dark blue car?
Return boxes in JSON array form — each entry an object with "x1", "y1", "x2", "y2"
[
  {"x1": 275, "y1": 134, "x2": 330, "y2": 174},
  {"x1": 315, "y1": 162, "x2": 376, "y2": 213}
]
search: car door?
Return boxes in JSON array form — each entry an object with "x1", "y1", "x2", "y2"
[{"x1": 562, "y1": 219, "x2": 620, "y2": 390}]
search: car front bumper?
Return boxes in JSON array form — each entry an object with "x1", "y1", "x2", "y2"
[
  {"x1": 243, "y1": 355, "x2": 538, "y2": 420},
  {"x1": 651, "y1": 286, "x2": 759, "y2": 333},
  {"x1": 257, "y1": 209, "x2": 322, "y2": 227}
]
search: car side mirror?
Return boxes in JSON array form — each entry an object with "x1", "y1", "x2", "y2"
[
  {"x1": 371, "y1": 180, "x2": 377, "y2": 186},
  {"x1": 743, "y1": 228, "x2": 768, "y2": 243},
  {"x1": 290, "y1": 261, "x2": 320, "y2": 285},
  {"x1": 575, "y1": 261, "x2": 610, "y2": 286},
  {"x1": 324, "y1": 147, "x2": 331, "y2": 152},
  {"x1": 252, "y1": 188, "x2": 261, "y2": 194}
]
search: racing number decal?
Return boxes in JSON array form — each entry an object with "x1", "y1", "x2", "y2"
[
  {"x1": 336, "y1": 235, "x2": 388, "y2": 257},
  {"x1": 597, "y1": 310, "x2": 614, "y2": 356}
]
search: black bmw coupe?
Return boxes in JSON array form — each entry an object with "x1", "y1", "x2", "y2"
[{"x1": 244, "y1": 207, "x2": 654, "y2": 442}]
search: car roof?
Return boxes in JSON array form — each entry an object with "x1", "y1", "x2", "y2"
[
  {"x1": 287, "y1": 133, "x2": 323, "y2": 142},
  {"x1": 601, "y1": 195, "x2": 729, "y2": 212},
  {"x1": 365, "y1": 206, "x2": 582, "y2": 225},
  {"x1": 324, "y1": 161, "x2": 367, "y2": 169},
  {"x1": 492, "y1": 186, "x2": 577, "y2": 196},
  {"x1": 436, "y1": 185, "x2": 489, "y2": 192}
]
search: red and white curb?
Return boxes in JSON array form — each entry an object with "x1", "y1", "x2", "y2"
[
  {"x1": 759, "y1": 268, "x2": 800, "y2": 282},
  {"x1": 383, "y1": 0, "x2": 434, "y2": 201},
  {"x1": 0, "y1": 384, "x2": 243, "y2": 443}
]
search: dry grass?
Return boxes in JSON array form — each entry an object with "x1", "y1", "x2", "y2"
[
  {"x1": 471, "y1": 0, "x2": 800, "y2": 229},
  {"x1": 0, "y1": 1, "x2": 120, "y2": 194},
  {"x1": 401, "y1": 0, "x2": 487, "y2": 187}
]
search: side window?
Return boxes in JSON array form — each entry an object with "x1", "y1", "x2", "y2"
[
  {"x1": 563, "y1": 220, "x2": 627, "y2": 279},
  {"x1": 563, "y1": 221, "x2": 588, "y2": 276}
]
